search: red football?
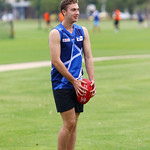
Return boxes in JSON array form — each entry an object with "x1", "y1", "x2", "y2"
[{"x1": 77, "y1": 79, "x2": 93, "y2": 104}]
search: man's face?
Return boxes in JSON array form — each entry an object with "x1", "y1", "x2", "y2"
[{"x1": 63, "y1": 3, "x2": 79, "y2": 22}]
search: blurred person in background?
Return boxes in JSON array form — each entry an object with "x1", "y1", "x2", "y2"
[
  {"x1": 59, "y1": 12, "x2": 64, "y2": 22},
  {"x1": 92, "y1": 9, "x2": 100, "y2": 33},
  {"x1": 43, "y1": 11, "x2": 51, "y2": 30},
  {"x1": 113, "y1": 9, "x2": 121, "y2": 33},
  {"x1": 137, "y1": 11, "x2": 144, "y2": 29}
]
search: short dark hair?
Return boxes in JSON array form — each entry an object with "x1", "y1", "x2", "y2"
[{"x1": 60, "y1": 0, "x2": 78, "y2": 12}]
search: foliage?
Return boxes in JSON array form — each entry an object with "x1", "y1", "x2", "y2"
[
  {"x1": 0, "y1": 0, "x2": 12, "y2": 12},
  {"x1": 30, "y1": 0, "x2": 61, "y2": 15},
  {"x1": 106, "y1": 0, "x2": 148, "y2": 13},
  {"x1": 29, "y1": 0, "x2": 149, "y2": 14}
]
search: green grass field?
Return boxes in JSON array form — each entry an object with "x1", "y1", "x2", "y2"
[
  {"x1": 0, "y1": 19, "x2": 150, "y2": 64},
  {"x1": 0, "y1": 19, "x2": 150, "y2": 150}
]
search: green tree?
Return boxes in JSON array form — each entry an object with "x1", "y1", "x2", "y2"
[
  {"x1": 30, "y1": 0, "x2": 149, "y2": 15},
  {"x1": 30, "y1": 0, "x2": 89, "y2": 14},
  {"x1": 0, "y1": 0, "x2": 12, "y2": 12},
  {"x1": 30, "y1": 0, "x2": 61, "y2": 15},
  {"x1": 106, "y1": 0, "x2": 148, "y2": 13},
  {"x1": 78, "y1": 0, "x2": 87, "y2": 13}
]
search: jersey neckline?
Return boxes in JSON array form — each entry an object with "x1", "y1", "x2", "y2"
[{"x1": 60, "y1": 23, "x2": 75, "y2": 36}]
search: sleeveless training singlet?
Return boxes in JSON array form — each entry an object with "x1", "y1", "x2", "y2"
[{"x1": 51, "y1": 23, "x2": 85, "y2": 90}]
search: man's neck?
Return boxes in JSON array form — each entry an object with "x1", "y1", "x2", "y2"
[{"x1": 62, "y1": 20, "x2": 74, "y2": 33}]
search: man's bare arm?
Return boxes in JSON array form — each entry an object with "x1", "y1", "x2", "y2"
[
  {"x1": 82, "y1": 27, "x2": 96, "y2": 97},
  {"x1": 49, "y1": 29, "x2": 86, "y2": 95}
]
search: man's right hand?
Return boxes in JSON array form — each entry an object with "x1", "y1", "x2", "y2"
[{"x1": 72, "y1": 79, "x2": 88, "y2": 96}]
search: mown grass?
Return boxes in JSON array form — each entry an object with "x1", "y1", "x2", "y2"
[
  {"x1": 0, "y1": 19, "x2": 150, "y2": 64},
  {"x1": 0, "y1": 58, "x2": 150, "y2": 149},
  {"x1": 0, "y1": 19, "x2": 150, "y2": 149}
]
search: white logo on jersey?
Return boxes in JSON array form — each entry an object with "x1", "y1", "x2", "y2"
[
  {"x1": 62, "y1": 38, "x2": 70, "y2": 42},
  {"x1": 76, "y1": 36, "x2": 83, "y2": 41}
]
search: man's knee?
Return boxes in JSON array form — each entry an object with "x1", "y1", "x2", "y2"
[{"x1": 65, "y1": 119, "x2": 76, "y2": 132}]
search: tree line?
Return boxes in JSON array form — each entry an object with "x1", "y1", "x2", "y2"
[
  {"x1": 30, "y1": 0, "x2": 150, "y2": 14},
  {"x1": 1, "y1": 0, "x2": 150, "y2": 15}
]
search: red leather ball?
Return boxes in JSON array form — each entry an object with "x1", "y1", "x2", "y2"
[{"x1": 77, "y1": 79, "x2": 93, "y2": 104}]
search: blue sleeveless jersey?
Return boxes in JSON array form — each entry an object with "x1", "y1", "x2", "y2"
[{"x1": 51, "y1": 23, "x2": 85, "y2": 90}]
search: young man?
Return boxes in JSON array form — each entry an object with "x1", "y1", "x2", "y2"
[{"x1": 49, "y1": 0, "x2": 96, "y2": 149}]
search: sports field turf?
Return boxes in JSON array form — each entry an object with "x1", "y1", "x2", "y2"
[
  {"x1": 0, "y1": 20, "x2": 150, "y2": 150},
  {"x1": 0, "y1": 19, "x2": 150, "y2": 64}
]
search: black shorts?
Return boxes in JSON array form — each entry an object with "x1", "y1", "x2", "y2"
[
  {"x1": 114, "y1": 20, "x2": 119, "y2": 25},
  {"x1": 53, "y1": 89, "x2": 84, "y2": 113},
  {"x1": 46, "y1": 20, "x2": 50, "y2": 24}
]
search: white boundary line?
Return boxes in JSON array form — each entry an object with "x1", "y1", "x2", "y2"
[
  {"x1": 92, "y1": 54, "x2": 150, "y2": 62},
  {"x1": 0, "y1": 54, "x2": 150, "y2": 72}
]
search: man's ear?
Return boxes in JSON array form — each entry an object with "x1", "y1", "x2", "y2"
[{"x1": 62, "y1": 10, "x2": 66, "y2": 16}]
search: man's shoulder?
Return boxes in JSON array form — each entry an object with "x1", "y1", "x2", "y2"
[
  {"x1": 74, "y1": 24, "x2": 87, "y2": 32},
  {"x1": 50, "y1": 24, "x2": 62, "y2": 35},
  {"x1": 49, "y1": 28, "x2": 60, "y2": 41},
  {"x1": 74, "y1": 24, "x2": 83, "y2": 30},
  {"x1": 81, "y1": 26, "x2": 87, "y2": 33},
  {"x1": 54, "y1": 23, "x2": 64, "y2": 32},
  {"x1": 49, "y1": 29, "x2": 59, "y2": 36}
]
